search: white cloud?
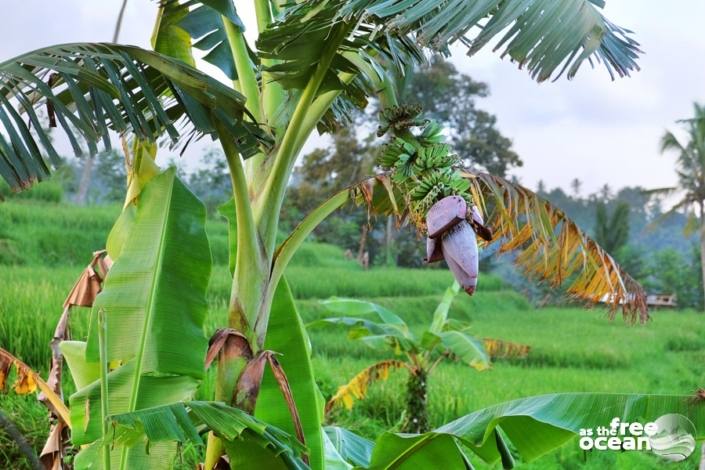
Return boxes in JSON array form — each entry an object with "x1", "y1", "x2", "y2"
[
  {"x1": 1, "y1": 1, "x2": 703, "y2": 194},
  {"x1": 449, "y1": 0, "x2": 705, "y2": 193}
]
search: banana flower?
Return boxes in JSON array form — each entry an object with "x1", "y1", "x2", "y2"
[{"x1": 425, "y1": 196, "x2": 492, "y2": 295}]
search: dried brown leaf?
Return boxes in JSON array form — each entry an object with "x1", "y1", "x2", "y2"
[
  {"x1": 40, "y1": 420, "x2": 67, "y2": 470},
  {"x1": 205, "y1": 328, "x2": 252, "y2": 369},
  {"x1": 0, "y1": 354, "x2": 11, "y2": 392},
  {"x1": 483, "y1": 338, "x2": 531, "y2": 360},
  {"x1": 325, "y1": 360, "x2": 408, "y2": 414},
  {"x1": 13, "y1": 366, "x2": 37, "y2": 394},
  {"x1": 234, "y1": 352, "x2": 267, "y2": 414},
  {"x1": 0, "y1": 348, "x2": 70, "y2": 426},
  {"x1": 265, "y1": 353, "x2": 307, "y2": 458}
]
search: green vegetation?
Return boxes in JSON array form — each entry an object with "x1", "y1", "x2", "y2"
[
  {"x1": 314, "y1": 284, "x2": 493, "y2": 434},
  {"x1": 1, "y1": 203, "x2": 703, "y2": 468},
  {"x1": 2, "y1": 0, "x2": 694, "y2": 468}
]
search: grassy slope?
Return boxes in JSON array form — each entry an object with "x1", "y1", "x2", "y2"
[{"x1": 1, "y1": 200, "x2": 703, "y2": 469}]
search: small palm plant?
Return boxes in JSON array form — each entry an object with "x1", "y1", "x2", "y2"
[
  {"x1": 313, "y1": 283, "x2": 528, "y2": 433},
  {"x1": 658, "y1": 103, "x2": 705, "y2": 306}
]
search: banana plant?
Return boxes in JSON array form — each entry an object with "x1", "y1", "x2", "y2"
[
  {"x1": 0, "y1": 0, "x2": 653, "y2": 468},
  {"x1": 313, "y1": 282, "x2": 530, "y2": 433}
]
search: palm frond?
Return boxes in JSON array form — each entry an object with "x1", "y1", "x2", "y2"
[
  {"x1": 0, "y1": 43, "x2": 270, "y2": 190},
  {"x1": 659, "y1": 103, "x2": 705, "y2": 208},
  {"x1": 660, "y1": 131, "x2": 687, "y2": 155},
  {"x1": 325, "y1": 360, "x2": 409, "y2": 414},
  {"x1": 641, "y1": 186, "x2": 678, "y2": 196},
  {"x1": 341, "y1": 0, "x2": 641, "y2": 81},
  {"x1": 468, "y1": 172, "x2": 647, "y2": 321}
]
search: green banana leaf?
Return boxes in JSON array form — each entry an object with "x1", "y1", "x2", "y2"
[
  {"x1": 60, "y1": 341, "x2": 99, "y2": 390},
  {"x1": 68, "y1": 169, "x2": 211, "y2": 468},
  {"x1": 428, "y1": 282, "x2": 460, "y2": 335},
  {"x1": 178, "y1": 0, "x2": 247, "y2": 80},
  {"x1": 308, "y1": 314, "x2": 416, "y2": 355},
  {"x1": 105, "y1": 401, "x2": 307, "y2": 469},
  {"x1": 254, "y1": 278, "x2": 326, "y2": 470},
  {"x1": 151, "y1": 1, "x2": 195, "y2": 66},
  {"x1": 320, "y1": 298, "x2": 407, "y2": 327},
  {"x1": 368, "y1": 393, "x2": 705, "y2": 469},
  {"x1": 324, "y1": 426, "x2": 373, "y2": 468},
  {"x1": 437, "y1": 331, "x2": 489, "y2": 371}
]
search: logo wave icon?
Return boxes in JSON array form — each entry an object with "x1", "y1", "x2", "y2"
[{"x1": 649, "y1": 414, "x2": 697, "y2": 462}]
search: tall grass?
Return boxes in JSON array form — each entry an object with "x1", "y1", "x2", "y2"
[
  {"x1": 0, "y1": 202, "x2": 119, "y2": 266},
  {"x1": 0, "y1": 200, "x2": 372, "y2": 268},
  {"x1": 0, "y1": 180, "x2": 63, "y2": 203}
]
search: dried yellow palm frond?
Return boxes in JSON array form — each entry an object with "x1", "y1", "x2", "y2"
[
  {"x1": 325, "y1": 360, "x2": 409, "y2": 414},
  {"x1": 466, "y1": 172, "x2": 647, "y2": 322},
  {"x1": 354, "y1": 172, "x2": 648, "y2": 321},
  {"x1": 482, "y1": 338, "x2": 531, "y2": 360},
  {"x1": 0, "y1": 348, "x2": 70, "y2": 426}
]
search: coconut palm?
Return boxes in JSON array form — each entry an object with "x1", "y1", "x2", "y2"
[
  {"x1": 659, "y1": 103, "x2": 705, "y2": 309},
  {"x1": 0, "y1": 1, "x2": 663, "y2": 468}
]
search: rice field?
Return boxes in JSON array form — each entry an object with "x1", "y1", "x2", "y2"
[{"x1": 1, "y1": 200, "x2": 704, "y2": 469}]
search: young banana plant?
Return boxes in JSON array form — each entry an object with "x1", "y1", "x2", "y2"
[
  {"x1": 0, "y1": 0, "x2": 650, "y2": 468},
  {"x1": 313, "y1": 282, "x2": 530, "y2": 433}
]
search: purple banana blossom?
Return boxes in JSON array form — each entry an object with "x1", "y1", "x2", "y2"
[
  {"x1": 441, "y1": 221, "x2": 479, "y2": 295},
  {"x1": 425, "y1": 196, "x2": 487, "y2": 296}
]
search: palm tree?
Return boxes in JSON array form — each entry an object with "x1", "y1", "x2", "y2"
[
  {"x1": 659, "y1": 103, "x2": 705, "y2": 309},
  {"x1": 0, "y1": 1, "x2": 653, "y2": 468}
]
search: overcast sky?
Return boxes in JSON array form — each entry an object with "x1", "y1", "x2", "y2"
[{"x1": 3, "y1": 0, "x2": 704, "y2": 195}]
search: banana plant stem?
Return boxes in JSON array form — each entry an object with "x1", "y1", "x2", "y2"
[
  {"x1": 98, "y1": 309, "x2": 111, "y2": 470},
  {"x1": 255, "y1": 25, "x2": 349, "y2": 254}
]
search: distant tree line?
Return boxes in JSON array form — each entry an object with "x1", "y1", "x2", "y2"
[
  {"x1": 532, "y1": 180, "x2": 703, "y2": 310},
  {"x1": 9, "y1": 62, "x2": 703, "y2": 311}
]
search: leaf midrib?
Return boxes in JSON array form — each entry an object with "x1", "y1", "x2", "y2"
[{"x1": 120, "y1": 172, "x2": 175, "y2": 468}]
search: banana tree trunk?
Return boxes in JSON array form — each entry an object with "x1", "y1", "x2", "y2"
[{"x1": 403, "y1": 367, "x2": 429, "y2": 434}]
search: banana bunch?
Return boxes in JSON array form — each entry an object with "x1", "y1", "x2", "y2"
[
  {"x1": 376, "y1": 105, "x2": 492, "y2": 295},
  {"x1": 376, "y1": 107, "x2": 470, "y2": 226},
  {"x1": 376, "y1": 104, "x2": 427, "y2": 137}
]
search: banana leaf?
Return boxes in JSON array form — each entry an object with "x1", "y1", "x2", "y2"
[
  {"x1": 254, "y1": 278, "x2": 326, "y2": 470},
  {"x1": 368, "y1": 393, "x2": 705, "y2": 468},
  {"x1": 67, "y1": 169, "x2": 211, "y2": 468}
]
